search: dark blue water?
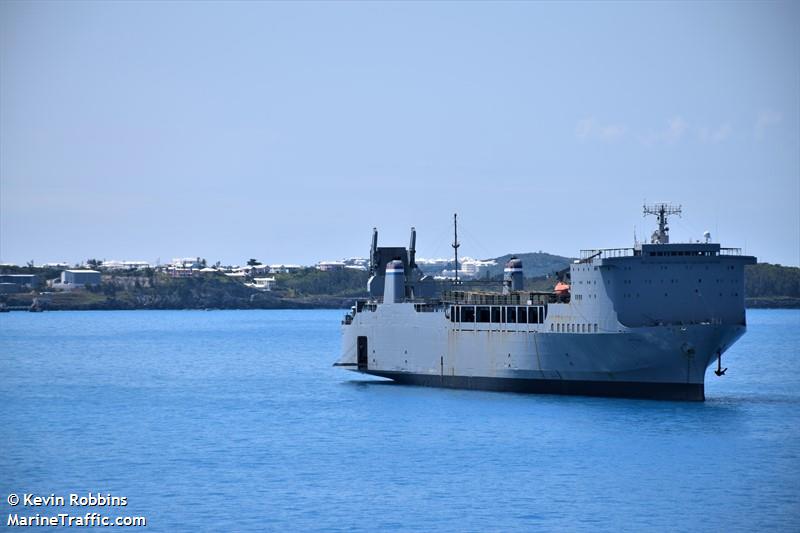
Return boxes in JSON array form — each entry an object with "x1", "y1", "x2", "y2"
[{"x1": 1, "y1": 309, "x2": 798, "y2": 532}]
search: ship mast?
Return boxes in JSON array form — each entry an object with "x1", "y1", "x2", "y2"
[
  {"x1": 643, "y1": 203, "x2": 682, "y2": 244},
  {"x1": 452, "y1": 213, "x2": 460, "y2": 284}
]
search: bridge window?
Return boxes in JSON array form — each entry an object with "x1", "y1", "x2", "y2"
[
  {"x1": 461, "y1": 306, "x2": 475, "y2": 323},
  {"x1": 476, "y1": 306, "x2": 490, "y2": 323},
  {"x1": 506, "y1": 306, "x2": 516, "y2": 324},
  {"x1": 491, "y1": 306, "x2": 501, "y2": 323},
  {"x1": 518, "y1": 307, "x2": 527, "y2": 323},
  {"x1": 450, "y1": 306, "x2": 455, "y2": 322}
]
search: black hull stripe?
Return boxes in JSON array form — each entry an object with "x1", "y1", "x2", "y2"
[{"x1": 364, "y1": 370, "x2": 705, "y2": 401}]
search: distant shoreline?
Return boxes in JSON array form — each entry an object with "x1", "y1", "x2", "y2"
[
  {"x1": 2, "y1": 299, "x2": 797, "y2": 312},
  {"x1": 2, "y1": 261, "x2": 798, "y2": 312}
]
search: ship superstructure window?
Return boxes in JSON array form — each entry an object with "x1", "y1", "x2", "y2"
[
  {"x1": 506, "y1": 307, "x2": 516, "y2": 324},
  {"x1": 455, "y1": 304, "x2": 548, "y2": 328},
  {"x1": 461, "y1": 306, "x2": 475, "y2": 323}
]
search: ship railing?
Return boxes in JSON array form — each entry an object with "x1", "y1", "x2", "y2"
[
  {"x1": 720, "y1": 248, "x2": 742, "y2": 256},
  {"x1": 413, "y1": 302, "x2": 444, "y2": 312},
  {"x1": 353, "y1": 299, "x2": 378, "y2": 312},
  {"x1": 580, "y1": 248, "x2": 635, "y2": 260},
  {"x1": 442, "y1": 290, "x2": 557, "y2": 305}
]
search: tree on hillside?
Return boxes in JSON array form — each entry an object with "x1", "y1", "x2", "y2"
[
  {"x1": 745, "y1": 263, "x2": 800, "y2": 298},
  {"x1": 247, "y1": 258, "x2": 259, "y2": 266}
]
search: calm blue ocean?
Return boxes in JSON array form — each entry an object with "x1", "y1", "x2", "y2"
[{"x1": 1, "y1": 309, "x2": 798, "y2": 532}]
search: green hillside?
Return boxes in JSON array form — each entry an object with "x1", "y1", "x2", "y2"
[
  {"x1": 487, "y1": 252, "x2": 573, "y2": 278},
  {"x1": 745, "y1": 263, "x2": 800, "y2": 308}
]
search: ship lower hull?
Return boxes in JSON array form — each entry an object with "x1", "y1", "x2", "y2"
[
  {"x1": 361, "y1": 369, "x2": 705, "y2": 401},
  {"x1": 339, "y1": 303, "x2": 747, "y2": 402}
]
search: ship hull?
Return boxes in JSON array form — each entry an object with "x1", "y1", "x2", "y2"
[
  {"x1": 362, "y1": 370, "x2": 706, "y2": 401},
  {"x1": 339, "y1": 303, "x2": 747, "y2": 402}
]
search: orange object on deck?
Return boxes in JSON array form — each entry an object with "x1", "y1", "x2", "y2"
[{"x1": 554, "y1": 282, "x2": 570, "y2": 293}]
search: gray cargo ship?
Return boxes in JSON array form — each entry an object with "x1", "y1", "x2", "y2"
[{"x1": 336, "y1": 204, "x2": 756, "y2": 400}]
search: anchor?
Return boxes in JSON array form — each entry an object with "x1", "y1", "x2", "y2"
[{"x1": 714, "y1": 350, "x2": 727, "y2": 376}]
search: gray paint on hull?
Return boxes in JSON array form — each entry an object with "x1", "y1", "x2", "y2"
[{"x1": 363, "y1": 369, "x2": 705, "y2": 401}]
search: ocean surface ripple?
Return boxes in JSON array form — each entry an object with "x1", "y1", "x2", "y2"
[{"x1": 1, "y1": 309, "x2": 798, "y2": 532}]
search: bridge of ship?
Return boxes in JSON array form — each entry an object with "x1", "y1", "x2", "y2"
[{"x1": 579, "y1": 244, "x2": 743, "y2": 262}]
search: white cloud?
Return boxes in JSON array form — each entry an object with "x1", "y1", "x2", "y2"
[
  {"x1": 575, "y1": 117, "x2": 626, "y2": 142},
  {"x1": 598, "y1": 124, "x2": 626, "y2": 141},
  {"x1": 664, "y1": 116, "x2": 688, "y2": 143},
  {"x1": 698, "y1": 123, "x2": 732, "y2": 144},
  {"x1": 580, "y1": 116, "x2": 737, "y2": 146},
  {"x1": 637, "y1": 116, "x2": 689, "y2": 146},
  {"x1": 754, "y1": 110, "x2": 782, "y2": 140}
]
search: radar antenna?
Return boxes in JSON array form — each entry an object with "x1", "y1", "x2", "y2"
[
  {"x1": 643, "y1": 202, "x2": 681, "y2": 244},
  {"x1": 452, "y1": 213, "x2": 460, "y2": 284}
]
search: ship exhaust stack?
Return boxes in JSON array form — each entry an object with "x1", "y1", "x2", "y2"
[
  {"x1": 370, "y1": 227, "x2": 378, "y2": 274},
  {"x1": 503, "y1": 257, "x2": 524, "y2": 295},
  {"x1": 383, "y1": 259, "x2": 405, "y2": 303},
  {"x1": 409, "y1": 227, "x2": 417, "y2": 269}
]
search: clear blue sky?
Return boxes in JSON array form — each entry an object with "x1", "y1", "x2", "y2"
[{"x1": 1, "y1": 1, "x2": 798, "y2": 266}]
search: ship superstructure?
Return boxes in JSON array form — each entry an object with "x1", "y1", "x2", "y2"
[{"x1": 336, "y1": 205, "x2": 756, "y2": 400}]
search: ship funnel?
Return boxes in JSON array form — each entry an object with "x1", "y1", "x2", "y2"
[
  {"x1": 409, "y1": 227, "x2": 417, "y2": 268},
  {"x1": 370, "y1": 227, "x2": 378, "y2": 274},
  {"x1": 383, "y1": 259, "x2": 405, "y2": 303},
  {"x1": 503, "y1": 257, "x2": 524, "y2": 295}
]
